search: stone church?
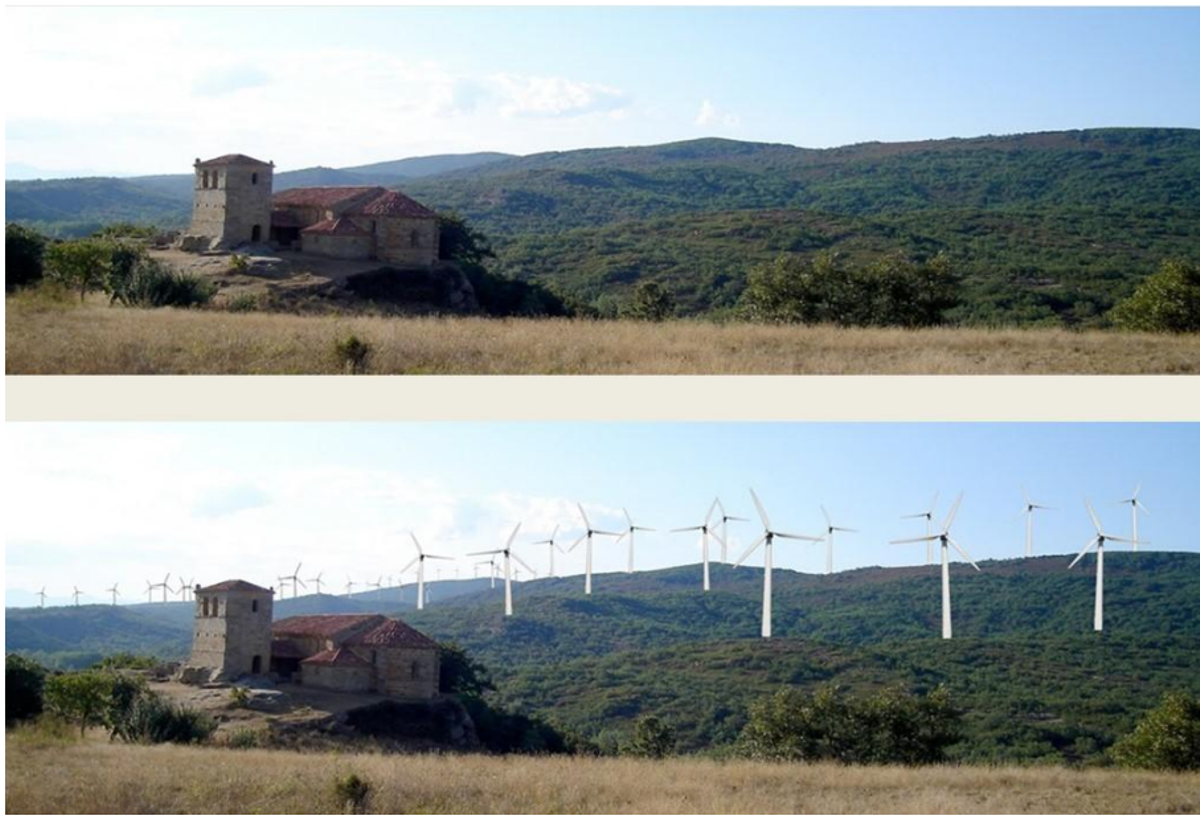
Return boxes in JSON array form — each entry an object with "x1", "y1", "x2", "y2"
[
  {"x1": 183, "y1": 153, "x2": 440, "y2": 268},
  {"x1": 180, "y1": 579, "x2": 440, "y2": 700}
]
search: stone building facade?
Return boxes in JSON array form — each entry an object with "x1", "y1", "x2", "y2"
[
  {"x1": 183, "y1": 580, "x2": 274, "y2": 682},
  {"x1": 270, "y1": 614, "x2": 439, "y2": 699},
  {"x1": 186, "y1": 154, "x2": 274, "y2": 250}
]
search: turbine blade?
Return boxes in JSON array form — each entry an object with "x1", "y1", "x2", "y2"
[
  {"x1": 512, "y1": 552, "x2": 536, "y2": 574},
  {"x1": 1138, "y1": 501, "x2": 1151, "y2": 516},
  {"x1": 1133, "y1": 482, "x2": 1141, "y2": 499},
  {"x1": 705, "y1": 497, "x2": 718, "y2": 527},
  {"x1": 947, "y1": 537, "x2": 980, "y2": 571},
  {"x1": 577, "y1": 503, "x2": 591, "y2": 530},
  {"x1": 426, "y1": 555, "x2": 455, "y2": 561},
  {"x1": 820, "y1": 505, "x2": 832, "y2": 527},
  {"x1": 900, "y1": 513, "x2": 927, "y2": 519},
  {"x1": 624, "y1": 508, "x2": 633, "y2": 527},
  {"x1": 399, "y1": 557, "x2": 419, "y2": 573},
  {"x1": 1085, "y1": 499, "x2": 1103, "y2": 534},
  {"x1": 569, "y1": 534, "x2": 587, "y2": 552},
  {"x1": 466, "y1": 550, "x2": 503, "y2": 557},
  {"x1": 890, "y1": 535, "x2": 939, "y2": 544},
  {"x1": 749, "y1": 488, "x2": 771, "y2": 529},
  {"x1": 671, "y1": 526, "x2": 703, "y2": 533},
  {"x1": 734, "y1": 534, "x2": 767, "y2": 567},
  {"x1": 943, "y1": 493, "x2": 964, "y2": 531},
  {"x1": 833, "y1": 527, "x2": 858, "y2": 533},
  {"x1": 505, "y1": 522, "x2": 521, "y2": 551},
  {"x1": 1069, "y1": 537, "x2": 1099, "y2": 569},
  {"x1": 928, "y1": 491, "x2": 940, "y2": 514},
  {"x1": 774, "y1": 532, "x2": 824, "y2": 542},
  {"x1": 410, "y1": 533, "x2": 423, "y2": 554},
  {"x1": 1104, "y1": 535, "x2": 1137, "y2": 544}
]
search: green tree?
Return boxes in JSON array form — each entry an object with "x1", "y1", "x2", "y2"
[
  {"x1": 6, "y1": 654, "x2": 47, "y2": 725},
  {"x1": 625, "y1": 281, "x2": 676, "y2": 321},
  {"x1": 44, "y1": 671, "x2": 112, "y2": 737},
  {"x1": 438, "y1": 642, "x2": 495, "y2": 696},
  {"x1": 625, "y1": 714, "x2": 677, "y2": 758},
  {"x1": 1109, "y1": 692, "x2": 1200, "y2": 771},
  {"x1": 6, "y1": 223, "x2": 47, "y2": 291},
  {"x1": 104, "y1": 241, "x2": 146, "y2": 303},
  {"x1": 438, "y1": 211, "x2": 496, "y2": 267},
  {"x1": 44, "y1": 239, "x2": 111, "y2": 302},
  {"x1": 1111, "y1": 259, "x2": 1200, "y2": 333}
]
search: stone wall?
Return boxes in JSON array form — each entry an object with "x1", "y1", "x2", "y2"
[
  {"x1": 372, "y1": 216, "x2": 439, "y2": 268},
  {"x1": 302, "y1": 662, "x2": 373, "y2": 693},
  {"x1": 300, "y1": 232, "x2": 373, "y2": 260},
  {"x1": 187, "y1": 589, "x2": 273, "y2": 681},
  {"x1": 188, "y1": 162, "x2": 273, "y2": 249},
  {"x1": 349, "y1": 646, "x2": 439, "y2": 699}
]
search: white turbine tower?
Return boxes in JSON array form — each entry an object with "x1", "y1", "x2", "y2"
[
  {"x1": 278, "y1": 563, "x2": 305, "y2": 600},
  {"x1": 1017, "y1": 488, "x2": 1055, "y2": 557},
  {"x1": 476, "y1": 557, "x2": 499, "y2": 588},
  {"x1": 712, "y1": 499, "x2": 749, "y2": 563},
  {"x1": 175, "y1": 576, "x2": 195, "y2": 602},
  {"x1": 672, "y1": 498, "x2": 721, "y2": 591},
  {"x1": 617, "y1": 509, "x2": 655, "y2": 574},
  {"x1": 150, "y1": 573, "x2": 172, "y2": 603},
  {"x1": 344, "y1": 576, "x2": 356, "y2": 598},
  {"x1": 531, "y1": 525, "x2": 563, "y2": 577},
  {"x1": 36, "y1": 587, "x2": 47, "y2": 608},
  {"x1": 308, "y1": 571, "x2": 325, "y2": 595},
  {"x1": 400, "y1": 533, "x2": 454, "y2": 611},
  {"x1": 1116, "y1": 484, "x2": 1150, "y2": 552},
  {"x1": 469, "y1": 524, "x2": 535, "y2": 617},
  {"x1": 72, "y1": 586, "x2": 84, "y2": 606},
  {"x1": 106, "y1": 584, "x2": 120, "y2": 606},
  {"x1": 735, "y1": 489, "x2": 823, "y2": 638},
  {"x1": 889, "y1": 493, "x2": 979, "y2": 640},
  {"x1": 1070, "y1": 499, "x2": 1141, "y2": 632},
  {"x1": 569, "y1": 504, "x2": 620, "y2": 595},
  {"x1": 817, "y1": 505, "x2": 858, "y2": 575},
  {"x1": 901, "y1": 492, "x2": 939, "y2": 565}
]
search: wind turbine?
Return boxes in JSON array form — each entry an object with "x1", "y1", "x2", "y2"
[
  {"x1": 1070, "y1": 499, "x2": 1142, "y2": 632},
  {"x1": 72, "y1": 586, "x2": 84, "y2": 606},
  {"x1": 1116, "y1": 484, "x2": 1150, "y2": 552},
  {"x1": 476, "y1": 558, "x2": 498, "y2": 588},
  {"x1": 617, "y1": 509, "x2": 655, "y2": 574},
  {"x1": 344, "y1": 576, "x2": 356, "y2": 598},
  {"x1": 400, "y1": 533, "x2": 454, "y2": 611},
  {"x1": 1017, "y1": 488, "x2": 1055, "y2": 557},
  {"x1": 145, "y1": 580, "x2": 155, "y2": 603},
  {"x1": 817, "y1": 505, "x2": 858, "y2": 575},
  {"x1": 889, "y1": 493, "x2": 979, "y2": 639},
  {"x1": 280, "y1": 563, "x2": 305, "y2": 600},
  {"x1": 36, "y1": 587, "x2": 47, "y2": 608},
  {"x1": 568, "y1": 504, "x2": 620, "y2": 595},
  {"x1": 308, "y1": 571, "x2": 325, "y2": 595},
  {"x1": 735, "y1": 489, "x2": 823, "y2": 638},
  {"x1": 469, "y1": 524, "x2": 535, "y2": 617},
  {"x1": 367, "y1": 576, "x2": 383, "y2": 596},
  {"x1": 712, "y1": 499, "x2": 749, "y2": 563},
  {"x1": 901, "y1": 492, "x2": 940, "y2": 565},
  {"x1": 175, "y1": 576, "x2": 195, "y2": 602},
  {"x1": 150, "y1": 573, "x2": 172, "y2": 603},
  {"x1": 531, "y1": 525, "x2": 563, "y2": 577},
  {"x1": 106, "y1": 584, "x2": 120, "y2": 606},
  {"x1": 672, "y1": 498, "x2": 721, "y2": 591}
]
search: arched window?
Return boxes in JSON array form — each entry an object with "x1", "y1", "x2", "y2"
[{"x1": 251, "y1": 655, "x2": 262, "y2": 674}]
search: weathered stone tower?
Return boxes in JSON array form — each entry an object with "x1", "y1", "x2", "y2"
[
  {"x1": 184, "y1": 579, "x2": 274, "y2": 682},
  {"x1": 187, "y1": 153, "x2": 274, "y2": 250}
]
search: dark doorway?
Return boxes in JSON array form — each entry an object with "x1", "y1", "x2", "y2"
[
  {"x1": 251, "y1": 655, "x2": 262, "y2": 674},
  {"x1": 251, "y1": 224, "x2": 262, "y2": 242}
]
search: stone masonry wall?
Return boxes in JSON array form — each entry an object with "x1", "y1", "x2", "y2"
[
  {"x1": 372, "y1": 217, "x2": 439, "y2": 268},
  {"x1": 300, "y1": 232, "x2": 373, "y2": 260},
  {"x1": 348, "y1": 646, "x2": 439, "y2": 699},
  {"x1": 302, "y1": 662, "x2": 373, "y2": 693}
]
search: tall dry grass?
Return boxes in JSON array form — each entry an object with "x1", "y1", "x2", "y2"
[
  {"x1": 7, "y1": 295, "x2": 1200, "y2": 374},
  {"x1": 6, "y1": 731, "x2": 1200, "y2": 814}
]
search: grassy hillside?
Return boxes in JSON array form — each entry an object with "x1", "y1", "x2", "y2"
[
  {"x1": 8, "y1": 129, "x2": 1198, "y2": 325},
  {"x1": 9, "y1": 736, "x2": 1199, "y2": 814},
  {"x1": 8, "y1": 553, "x2": 1200, "y2": 763}
]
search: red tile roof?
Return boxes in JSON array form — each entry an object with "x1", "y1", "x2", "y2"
[
  {"x1": 301, "y1": 648, "x2": 370, "y2": 668},
  {"x1": 273, "y1": 186, "x2": 384, "y2": 209},
  {"x1": 196, "y1": 154, "x2": 271, "y2": 167},
  {"x1": 351, "y1": 190, "x2": 437, "y2": 219},
  {"x1": 347, "y1": 618, "x2": 438, "y2": 650},
  {"x1": 301, "y1": 217, "x2": 370, "y2": 237},
  {"x1": 272, "y1": 614, "x2": 384, "y2": 639},
  {"x1": 199, "y1": 580, "x2": 272, "y2": 594}
]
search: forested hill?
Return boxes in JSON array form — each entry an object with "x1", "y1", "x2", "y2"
[{"x1": 8, "y1": 128, "x2": 1200, "y2": 325}]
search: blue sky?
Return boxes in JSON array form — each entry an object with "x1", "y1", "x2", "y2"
[
  {"x1": 6, "y1": 6, "x2": 1199, "y2": 177},
  {"x1": 6, "y1": 423, "x2": 1198, "y2": 606}
]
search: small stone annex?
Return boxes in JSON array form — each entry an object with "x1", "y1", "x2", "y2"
[
  {"x1": 179, "y1": 579, "x2": 440, "y2": 700},
  {"x1": 181, "y1": 153, "x2": 440, "y2": 268}
]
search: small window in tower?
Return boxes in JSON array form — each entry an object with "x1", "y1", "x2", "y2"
[
  {"x1": 251, "y1": 172, "x2": 258, "y2": 185},
  {"x1": 252, "y1": 599, "x2": 259, "y2": 613},
  {"x1": 202, "y1": 597, "x2": 209, "y2": 616},
  {"x1": 213, "y1": 598, "x2": 221, "y2": 617},
  {"x1": 410, "y1": 230, "x2": 420, "y2": 248},
  {"x1": 202, "y1": 171, "x2": 209, "y2": 189},
  {"x1": 213, "y1": 171, "x2": 220, "y2": 188}
]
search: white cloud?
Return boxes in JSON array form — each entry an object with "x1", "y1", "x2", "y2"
[
  {"x1": 695, "y1": 99, "x2": 740, "y2": 129},
  {"x1": 491, "y1": 73, "x2": 630, "y2": 119}
]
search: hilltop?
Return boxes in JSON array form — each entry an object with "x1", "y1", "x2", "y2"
[
  {"x1": 8, "y1": 128, "x2": 1200, "y2": 326},
  {"x1": 8, "y1": 552, "x2": 1200, "y2": 762}
]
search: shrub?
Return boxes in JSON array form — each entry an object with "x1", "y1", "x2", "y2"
[
  {"x1": 227, "y1": 727, "x2": 263, "y2": 749},
  {"x1": 44, "y1": 239, "x2": 112, "y2": 301},
  {"x1": 91, "y1": 653, "x2": 159, "y2": 671},
  {"x1": 1109, "y1": 692, "x2": 1200, "y2": 771},
  {"x1": 438, "y1": 642, "x2": 495, "y2": 696},
  {"x1": 625, "y1": 714, "x2": 676, "y2": 758},
  {"x1": 44, "y1": 671, "x2": 112, "y2": 737},
  {"x1": 331, "y1": 772, "x2": 371, "y2": 814},
  {"x1": 228, "y1": 687, "x2": 251, "y2": 709},
  {"x1": 225, "y1": 292, "x2": 261, "y2": 312},
  {"x1": 736, "y1": 685, "x2": 962, "y2": 765},
  {"x1": 624, "y1": 281, "x2": 675, "y2": 321},
  {"x1": 104, "y1": 241, "x2": 147, "y2": 302},
  {"x1": 6, "y1": 654, "x2": 47, "y2": 725},
  {"x1": 333, "y1": 334, "x2": 372, "y2": 374},
  {"x1": 6, "y1": 223, "x2": 47, "y2": 290},
  {"x1": 110, "y1": 258, "x2": 215, "y2": 308},
  {"x1": 109, "y1": 690, "x2": 216, "y2": 745},
  {"x1": 228, "y1": 253, "x2": 250, "y2": 273},
  {"x1": 1111, "y1": 259, "x2": 1200, "y2": 333}
]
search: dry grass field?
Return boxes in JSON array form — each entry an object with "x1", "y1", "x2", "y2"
[
  {"x1": 6, "y1": 730, "x2": 1200, "y2": 814},
  {"x1": 7, "y1": 295, "x2": 1200, "y2": 374}
]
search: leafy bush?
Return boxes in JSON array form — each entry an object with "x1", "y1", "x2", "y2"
[
  {"x1": 624, "y1": 281, "x2": 675, "y2": 321},
  {"x1": 1109, "y1": 692, "x2": 1200, "y2": 771},
  {"x1": 1111, "y1": 259, "x2": 1200, "y2": 333},
  {"x1": 459, "y1": 694, "x2": 573, "y2": 755},
  {"x1": 438, "y1": 642, "x2": 496, "y2": 696},
  {"x1": 92, "y1": 223, "x2": 156, "y2": 241},
  {"x1": 227, "y1": 727, "x2": 264, "y2": 749},
  {"x1": 225, "y1": 292, "x2": 261, "y2": 312},
  {"x1": 44, "y1": 671, "x2": 113, "y2": 737},
  {"x1": 6, "y1": 654, "x2": 47, "y2": 725},
  {"x1": 44, "y1": 239, "x2": 112, "y2": 301},
  {"x1": 625, "y1": 714, "x2": 676, "y2": 758},
  {"x1": 6, "y1": 223, "x2": 47, "y2": 290},
  {"x1": 110, "y1": 258, "x2": 215, "y2": 308},
  {"x1": 331, "y1": 772, "x2": 371, "y2": 814},
  {"x1": 333, "y1": 334, "x2": 372, "y2": 374},
  {"x1": 736, "y1": 685, "x2": 962, "y2": 765},
  {"x1": 108, "y1": 690, "x2": 216, "y2": 745},
  {"x1": 91, "y1": 653, "x2": 160, "y2": 671},
  {"x1": 228, "y1": 253, "x2": 250, "y2": 273},
  {"x1": 228, "y1": 686, "x2": 251, "y2": 709},
  {"x1": 739, "y1": 252, "x2": 960, "y2": 328}
]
